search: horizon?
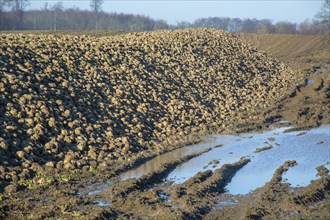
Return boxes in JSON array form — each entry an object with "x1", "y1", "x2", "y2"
[{"x1": 22, "y1": 0, "x2": 325, "y2": 25}]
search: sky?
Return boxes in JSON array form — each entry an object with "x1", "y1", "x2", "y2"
[{"x1": 27, "y1": 0, "x2": 325, "y2": 25}]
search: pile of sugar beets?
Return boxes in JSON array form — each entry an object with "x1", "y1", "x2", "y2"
[{"x1": 0, "y1": 29, "x2": 297, "y2": 190}]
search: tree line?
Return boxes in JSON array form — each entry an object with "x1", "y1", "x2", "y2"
[
  {"x1": 176, "y1": 17, "x2": 328, "y2": 35},
  {"x1": 0, "y1": 0, "x2": 329, "y2": 34}
]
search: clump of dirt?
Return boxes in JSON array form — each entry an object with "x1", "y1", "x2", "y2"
[
  {"x1": 170, "y1": 158, "x2": 250, "y2": 199},
  {"x1": 254, "y1": 145, "x2": 273, "y2": 153},
  {"x1": 316, "y1": 165, "x2": 329, "y2": 177}
]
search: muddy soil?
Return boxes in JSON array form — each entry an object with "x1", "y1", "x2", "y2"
[
  {"x1": 1, "y1": 135, "x2": 328, "y2": 219},
  {"x1": 0, "y1": 35, "x2": 329, "y2": 219},
  {"x1": 205, "y1": 163, "x2": 330, "y2": 220}
]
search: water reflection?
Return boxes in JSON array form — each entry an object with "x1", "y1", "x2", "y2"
[{"x1": 119, "y1": 136, "x2": 217, "y2": 180}]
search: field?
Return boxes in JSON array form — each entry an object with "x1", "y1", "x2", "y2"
[
  {"x1": 0, "y1": 30, "x2": 329, "y2": 219},
  {"x1": 238, "y1": 33, "x2": 329, "y2": 72}
]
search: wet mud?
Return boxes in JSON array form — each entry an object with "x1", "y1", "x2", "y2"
[{"x1": 0, "y1": 125, "x2": 328, "y2": 219}]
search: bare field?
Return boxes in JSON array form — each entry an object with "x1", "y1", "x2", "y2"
[{"x1": 238, "y1": 33, "x2": 330, "y2": 73}]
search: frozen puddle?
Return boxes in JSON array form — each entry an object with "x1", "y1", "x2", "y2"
[{"x1": 120, "y1": 125, "x2": 329, "y2": 195}]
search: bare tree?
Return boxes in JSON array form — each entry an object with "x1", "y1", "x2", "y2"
[
  {"x1": 12, "y1": 0, "x2": 29, "y2": 29},
  {"x1": 52, "y1": 1, "x2": 63, "y2": 31},
  {"x1": 316, "y1": 0, "x2": 330, "y2": 23},
  {"x1": 0, "y1": 0, "x2": 10, "y2": 9},
  {"x1": 274, "y1": 21, "x2": 297, "y2": 34},
  {"x1": 241, "y1": 18, "x2": 259, "y2": 33},
  {"x1": 90, "y1": 0, "x2": 104, "y2": 29},
  {"x1": 0, "y1": 0, "x2": 10, "y2": 30},
  {"x1": 297, "y1": 19, "x2": 321, "y2": 35},
  {"x1": 228, "y1": 18, "x2": 242, "y2": 32},
  {"x1": 42, "y1": 2, "x2": 49, "y2": 11},
  {"x1": 257, "y1": 19, "x2": 275, "y2": 34},
  {"x1": 315, "y1": 0, "x2": 330, "y2": 33}
]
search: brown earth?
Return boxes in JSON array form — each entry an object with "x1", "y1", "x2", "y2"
[
  {"x1": 238, "y1": 33, "x2": 329, "y2": 72},
  {"x1": 0, "y1": 31, "x2": 329, "y2": 219}
]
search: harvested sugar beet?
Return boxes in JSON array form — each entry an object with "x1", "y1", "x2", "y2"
[{"x1": 0, "y1": 29, "x2": 297, "y2": 185}]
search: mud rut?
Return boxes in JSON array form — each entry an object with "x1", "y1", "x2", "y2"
[{"x1": 76, "y1": 146, "x2": 252, "y2": 219}]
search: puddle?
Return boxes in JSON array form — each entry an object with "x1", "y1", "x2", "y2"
[
  {"x1": 119, "y1": 137, "x2": 217, "y2": 181},
  {"x1": 164, "y1": 126, "x2": 292, "y2": 185},
  {"x1": 307, "y1": 79, "x2": 314, "y2": 85},
  {"x1": 88, "y1": 189, "x2": 103, "y2": 196},
  {"x1": 77, "y1": 180, "x2": 112, "y2": 196},
  {"x1": 82, "y1": 124, "x2": 329, "y2": 200},
  {"x1": 211, "y1": 194, "x2": 242, "y2": 211},
  {"x1": 94, "y1": 201, "x2": 111, "y2": 207},
  {"x1": 158, "y1": 192, "x2": 171, "y2": 203},
  {"x1": 225, "y1": 125, "x2": 330, "y2": 194},
  {"x1": 218, "y1": 200, "x2": 238, "y2": 206},
  {"x1": 123, "y1": 125, "x2": 329, "y2": 195}
]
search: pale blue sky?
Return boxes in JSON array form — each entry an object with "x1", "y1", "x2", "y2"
[{"x1": 27, "y1": 0, "x2": 324, "y2": 24}]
